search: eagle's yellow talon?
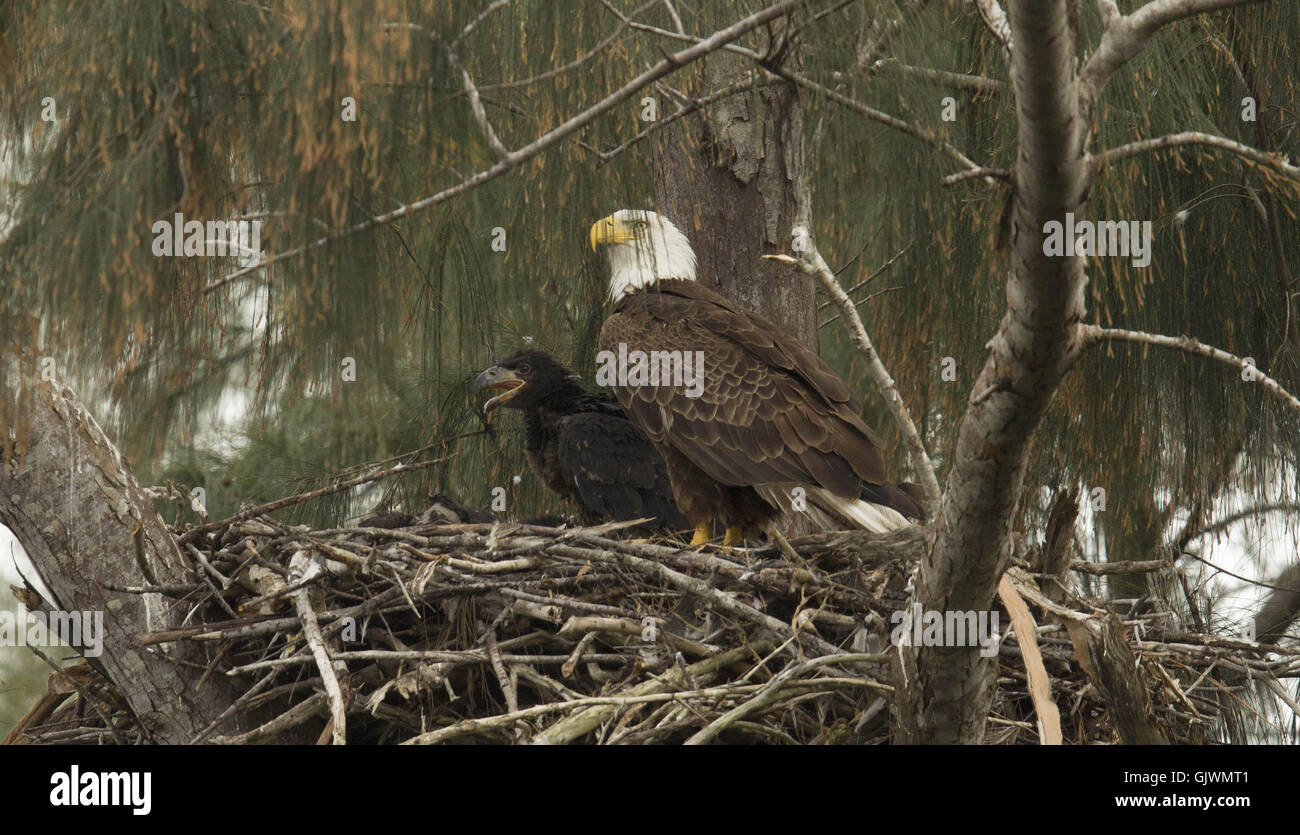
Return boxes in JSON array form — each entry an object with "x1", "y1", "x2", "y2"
[
  {"x1": 689, "y1": 523, "x2": 711, "y2": 547},
  {"x1": 722, "y1": 526, "x2": 744, "y2": 547}
]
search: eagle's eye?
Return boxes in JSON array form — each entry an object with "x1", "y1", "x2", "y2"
[{"x1": 518, "y1": 362, "x2": 531, "y2": 375}]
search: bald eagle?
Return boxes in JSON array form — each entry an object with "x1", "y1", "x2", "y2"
[
  {"x1": 475, "y1": 348, "x2": 687, "y2": 532},
  {"x1": 590, "y1": 209, "x2": 922, "y2": 547}
]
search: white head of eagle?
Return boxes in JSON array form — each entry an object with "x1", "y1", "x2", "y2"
[{"x1": 590, "y1": 209, "x2": 697, "y2": 302}]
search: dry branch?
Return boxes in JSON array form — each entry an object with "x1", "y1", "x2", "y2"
[
  {"x1": 1066, "y1": 612, "x2": 1169, "y2": 744},
  {"x1": 1081, "y1": 324, "x2": 1300, "y2": 417},
  {"x1": 997, "y1": 576, "x2": 1062, "y2": 745},
  {"x1": 1095, "y1": 131, "x2": 1300, "y2": 184}
]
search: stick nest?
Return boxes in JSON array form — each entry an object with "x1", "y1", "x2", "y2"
[{"x1": 8, "y1": 502, "x2": 1298, "y2": 744}]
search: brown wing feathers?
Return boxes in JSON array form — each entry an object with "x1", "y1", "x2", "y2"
[{"x1": 601, "y1": 280, "x2": 892, "y2": 500}]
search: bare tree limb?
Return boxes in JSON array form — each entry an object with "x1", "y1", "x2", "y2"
[
  {"x1": 613, "y1": 8, "x2": 995, "y2": 183},
  {"x1": 760, "y1": 63, "x2": 989, "y2": 177},
  {"x1": 446, "y1": 46, "x2": 509, "y2": 160},
  {"x1": 895, "y1": 0, "x2": 1090, "y2": 745},
  {"x1": 867, "y1": 59, "x2": 1007, "y2": 94},
  {"x1": 1184, "y1": 502, "x2": 1300, "y2": 542},
  {"x1": 1079, "y1": 0, "x2": 1268, "y2": 115},
  {"x1": 659, "y1": 0, "x2": 686, "y2": 33},
  {"x1": 1095, "y1": 130, "x2": 1300, "y2": 184},
  {"x1": 1071, "y1": 558, "x2": 1171, "y2": 575},
  {"x1": 288, "y1": 552, "x2": 347, "y2": 745},
  {"x1": 598, "y1": 3, "x2": 764, "y2": 60},
  {"x1": 850, "y1": 0, "x2": 931, "y2": 72},
  {"x1": 177, "y1": 455, "x2": 452, "y2": 544},
  {"x1": 476, "y1": 0, "x2": 656, "y2": 91},
  {"x1": 453, "y1": 0, "x2": 512, "y2": 45},
  {"x1": 1263, "y1": 675, "x2": 1300, "y2": 717},
  {"x1": 817, "y1": 240, "x2": 912, "y2": 328},
  {"x1": 941, "y1": 166, "x2": 1013, "y2": 186},
  {"x1": 973, "y1": 0, "x2": 1013, "y2": 55},
  {"x1": 1095, "y1": 0, "x2": 1122, "y2": 27},
  {"x1": 526, "y1": 643, "x2": 774, "y2": 745},
  {"x1": 1080, "y1": 324, "x2": 1300, "y2": 417},
  {"x1": 484, "y1": 628, "x2": 520, "y2": 714},
  {"x1": 1175, "y1": 546, "x2": 1300, "y2": 594},
  {"x1": 684, "y1": 653, "x2": 888, "y2": 745}
]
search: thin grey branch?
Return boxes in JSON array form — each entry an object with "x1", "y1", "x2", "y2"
[
  {"x1": 867, "y1": 59, "x2": 1007, "y2": 94},
  {"x1": 454, "y1": 0, "x2": 512, "y2": 45},
  {"x1": 447, "y1": 46, "x2": 509, "y2": 160},
  {"x1": 1095, "y1": 130, "x2": 1300, "y2": 183},
  {"x1": 1081, "y1": 323, "x2": 1300, "y2": 417}
]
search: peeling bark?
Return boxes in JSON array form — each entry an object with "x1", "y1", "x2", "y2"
[
  {"x1": 0, "y1": 370, "x2": 292, "y2": 743},
  {"x1": 653, "y1": 50, "x2": 815, "y2": 348},
  {"x1": 1066, "y1": 613, "x2": 1168, "y2": 744}
]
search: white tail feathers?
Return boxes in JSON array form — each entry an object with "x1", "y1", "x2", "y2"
[
  {"x1": 754, "y1": 485, "x2": 911, "y2": 534},
  {"x1": 808, "y1": 487, "x2": 911, "y2": 533}
]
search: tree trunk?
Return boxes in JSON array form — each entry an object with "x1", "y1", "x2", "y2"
[
  {"x1": 652, "y1": 50, "x2": 816, "y2": 347},
  {"x1": 1, "y1": 368, "x2": 290, "y2": 743},
  {"x1": 894, "y1": 0, "x2": 1090, "y2": 743}
]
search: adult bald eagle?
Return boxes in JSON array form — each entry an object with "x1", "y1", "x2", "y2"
[
  {"x1": 590, "y1": 209, "x2": 922, "y2": 547},
  {"x1": 475, "y1": 348, "x2": 687, "y2": 531}
]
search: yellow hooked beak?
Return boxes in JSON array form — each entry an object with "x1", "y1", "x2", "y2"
[{"x1": 589, "y1": 214, "x2": 636, "y2": 250}]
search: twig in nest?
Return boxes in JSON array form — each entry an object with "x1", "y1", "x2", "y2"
[{"x1": 288, "y1": 552, "x2": 348, "y2": 745}]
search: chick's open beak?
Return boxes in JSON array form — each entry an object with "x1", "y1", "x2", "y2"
[{"x1": 475, "y1": 366, "x2": 526, "y2": 412}]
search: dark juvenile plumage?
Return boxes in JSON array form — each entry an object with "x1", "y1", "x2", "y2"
[{"x1": 474, "y1": 349, "x2": 687, "y2": 531}]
